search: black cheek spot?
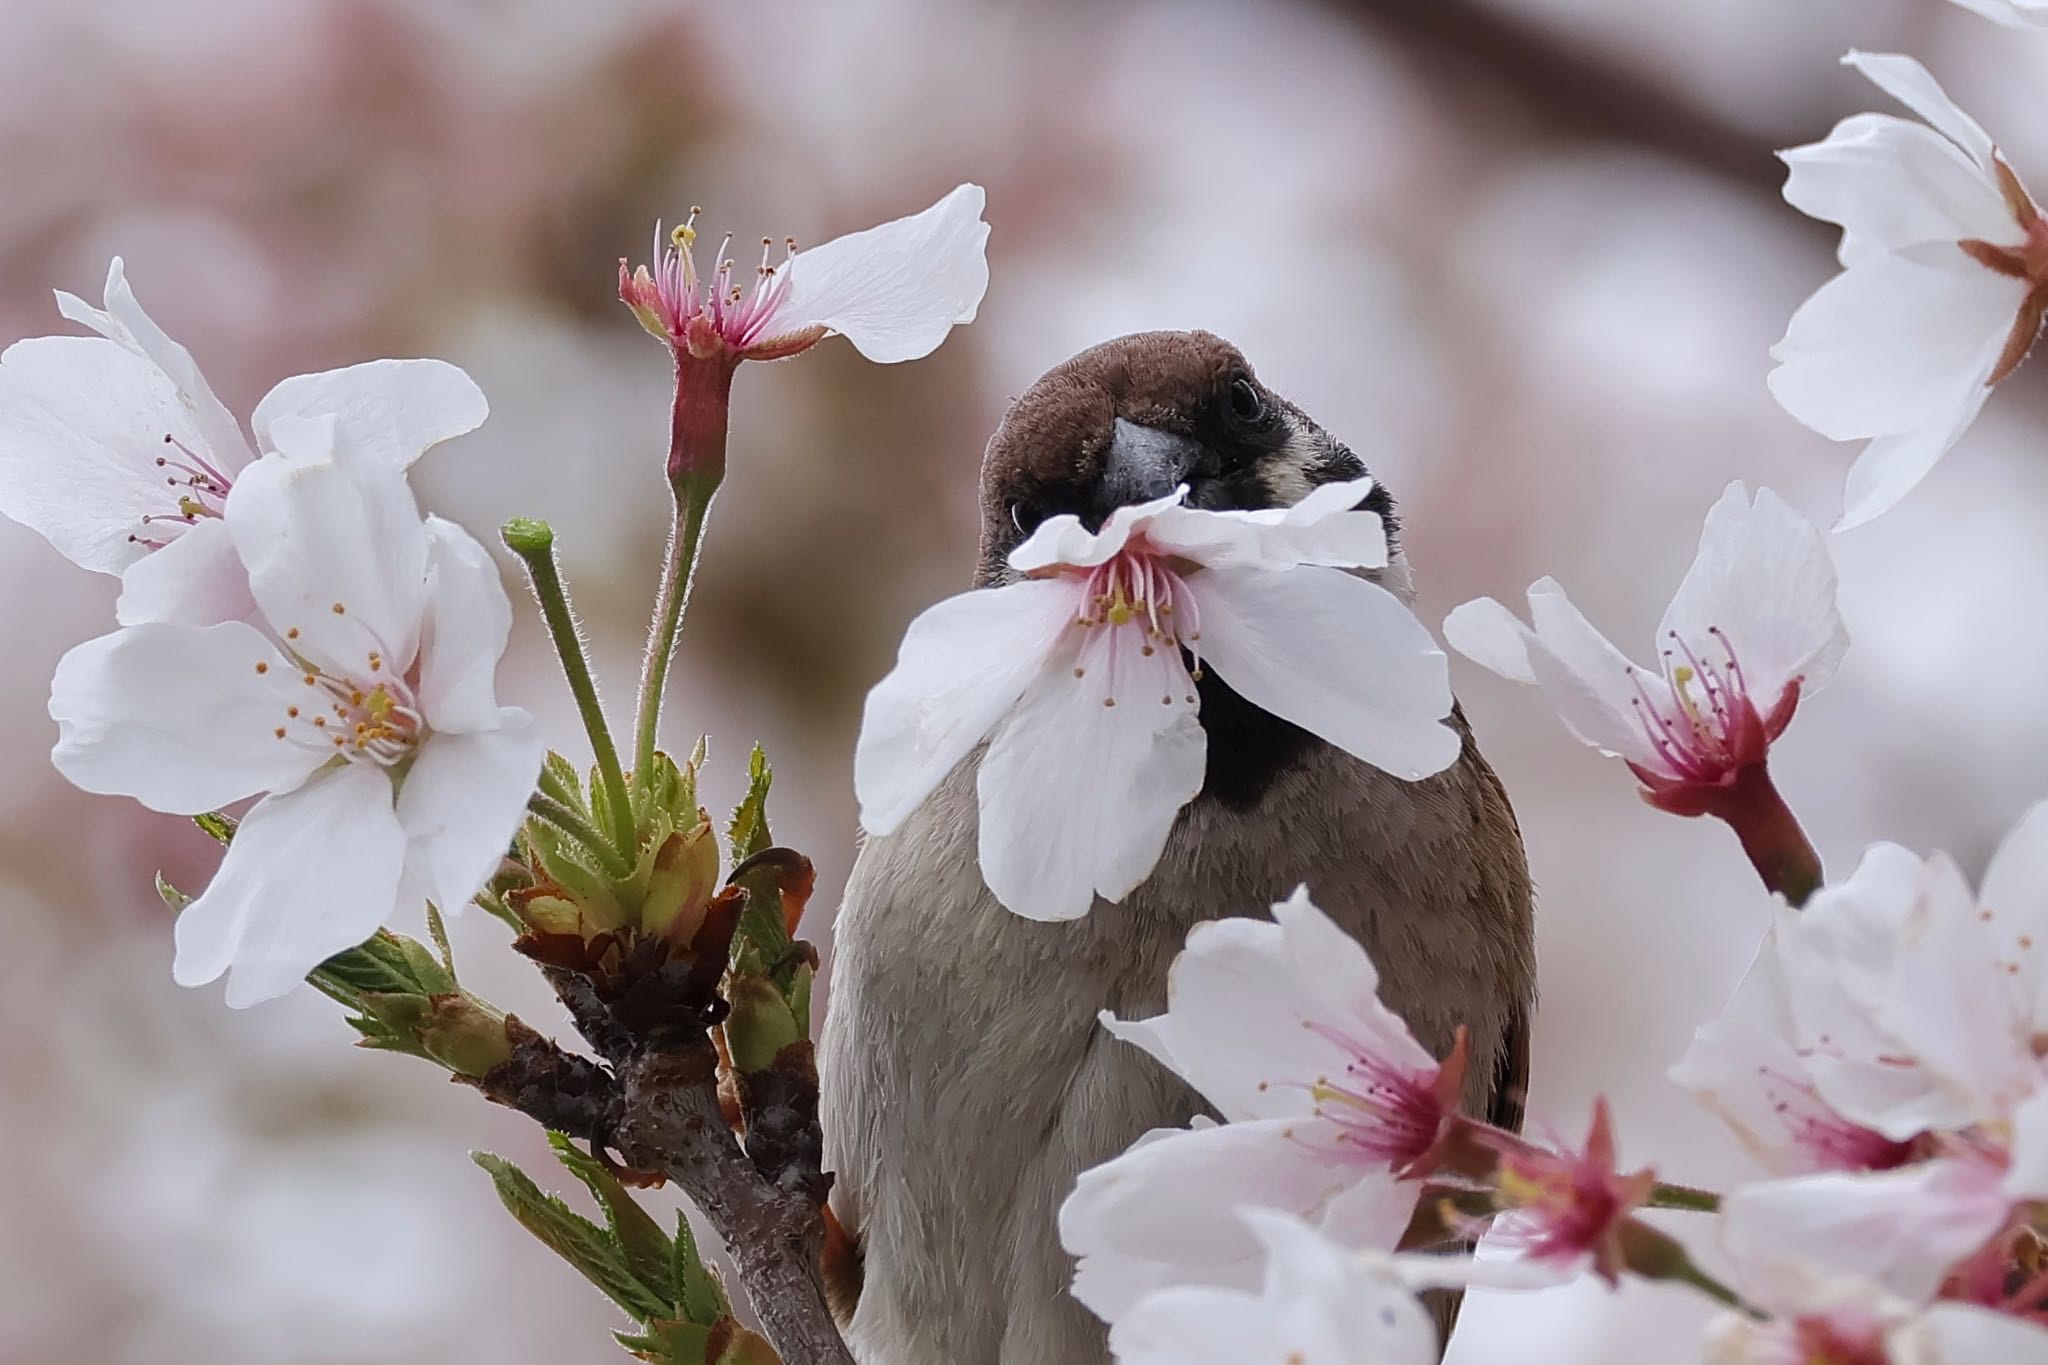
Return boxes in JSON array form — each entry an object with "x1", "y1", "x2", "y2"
[{"x1": 1192, "y1": 664, "x2": 1320, "y2": 809}]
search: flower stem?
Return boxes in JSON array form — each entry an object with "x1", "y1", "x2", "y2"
[
  {"x1": 1706, "y1": 763, "x2": 1823, "y2": 907},
  {"x1": 1617, "y1": 1220, "x2": 1757, "y2": 1315},
  {"x1": 1647, "y1": 1181, "x2": 1722, "y2": 1214},
  {"x1": 631, "y1": 352, "x2": 736, "y2": 785},
  {"x1": 503, "y1": 519, "x2": 637, "y2": 863}
]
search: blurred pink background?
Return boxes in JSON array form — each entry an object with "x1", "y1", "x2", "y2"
[{"x1": 3, "y1": 1, "x2": 2045, "y2": 1361}]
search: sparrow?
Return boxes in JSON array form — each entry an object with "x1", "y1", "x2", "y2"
[{"x1": 818, "y1": 330, "x2": 1535, "y2": 1364}]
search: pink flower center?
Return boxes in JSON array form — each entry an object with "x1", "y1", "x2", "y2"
[
  {"x1": 129, "y1": 432, "x2": 234, "y2": 550},
  {"x1": 1069, "y1": 548, "x2": 1204, "y2": 710},
  {"x1": 1754, "y1": 1064, "x2": 1917, "y2": 1173},
  {"x1": 1625, "y1": 626, "x2": 1792, "y2": 785},
  {"x1": 619, "y1": 212, "x2": 800, "y2": 357},
  {"x1": 1297, "y1": 1019, "x2": 1445, "y2": 1168},
  {"x1": 259, "y1": 618, "x2": 422, "y2": 767},
  {"x1": 1787, "y1": 1312, "x2": 1889, "y2": 1365}
]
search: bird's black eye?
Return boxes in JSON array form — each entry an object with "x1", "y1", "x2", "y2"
[
  {"x1": 1010, "y1": 502, "x2": 1044, "y2": 536},
  {"x1": 1227, "y1": 376, "x2": 1265, "y2": 424}
]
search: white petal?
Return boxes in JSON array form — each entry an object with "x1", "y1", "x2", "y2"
[
  {"x1": 1271, "y1": 889, "x2": 1438, "y2": 1073},
  {"x1": 1843, "y1": 52, "x2": 1996, "y2": 169},
  {"x1": 414, "y1": 516, "x2": 514, "y2": 734},
  {"x1": 1942, "y1": 0, "x2": 2048, "y2": 26},
  {"x1": 1784, "y1": 846, "x2": 1961, "y2": 1136},
  {"x1": 1155, "y1": 916, "x2": 1361, "y2": 1121},
  {"x1": 57, "y1": 256, "x2": 253, "y2": 468},
  {"x1": 173, "y1": 764, "x2": 407, "y2": 1006},
  {"x1": 1836, "y1": 384, "x2": 1993, "y2": 530},
  {"x1": 1246, "y1": 1210, "x2": 1440, "y2": 1364},
  {"x1": 0, "y1": 335, "x2": 215, "y2": 575},
  {"x1": 1722, "y1": 1162, "x2": 2010, "y2": 1303},
  {"x1": 2004, "y1": 1088, "x2": 2048, "y2": 1200},
  {"x1": 1146, "y1": 476, "x2": 1390, "y2": 571},
  {"x1": 397, "y1": 717, "x2": 542, "y2": 917},
  {"x1": 49, "y1": 621, "x2": 328, "y2": 813},
  {"x1": 1974, "y1": 800, "x2": 2048, "y2": 1032},
  {"x1": 1442, "y1": 596, "x2": 1541, "y2": 685},
  {"x1": 1920, "y1": 1304, "x2": 2048, "y2": 1362},
  {"x1": 1100, "y1": 1007, "x2": 1185, "y2": 1078},
  {"x1": 114, "y1": 517, "x2": 253, "y2": 626},
  {"x1": 854, "y1": 578, "x2": 1080, "y2": 834},
  {"x1": 763, "y1": 184, "x2": 990, "y2": 363},
  {"x1": 1518, "y1": 579, "x2": 1668, "y2": 770},
  {"x1": 1192, "y1": 565, "x2": 1457, "y2": 781},
  {"x1": 1008, "y1": 489, "x2": 1187, "y2": 574},
  {"x1": 1657, "y1": 484, "x2": 1847, "y2": 703},
  {"x1": 252, "y1": 358, "x2": 489, "y2": 469},
  {"x1": 1783, "y1": 114, "x2": 2017, "y2": 264},
  {"x1": 1060, "y1": 1116, "x2": 1386, "y2": 1314},
  {"x1": 1768, "y1": 244, "x2": 2024, "y2": 441},
  {"x1": 1670, "y1": 936, "x2": 1813, "y2": 1173},
  {"x1": 975, "y1": 626, "x2": 1206, "y2": 920},
  {"x1": 1108, "y1": 1286, "x2": 1277, "y2": 1365},
  {"x1": 226, "y1": 415, "x2": 431, "y2": 678}
]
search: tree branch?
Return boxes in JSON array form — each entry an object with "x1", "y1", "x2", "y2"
[{"x1": 614, "y1": 1046, "x2": 855, "y2": 1365}]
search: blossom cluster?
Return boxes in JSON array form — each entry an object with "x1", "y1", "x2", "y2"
[{"x1": 1039, "y1": 17, "x2": 2048, "y2": 1365}]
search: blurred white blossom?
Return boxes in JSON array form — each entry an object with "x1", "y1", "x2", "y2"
[{"x1": 1769, "y1": 52, "x2": 2047, "y2": 528}]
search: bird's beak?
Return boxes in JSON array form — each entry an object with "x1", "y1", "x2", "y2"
[{"x1": 1101, "y1": 417, "x2": 1206, "y2": 508}]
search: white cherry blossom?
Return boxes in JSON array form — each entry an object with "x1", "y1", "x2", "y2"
[
  {"x1": 1444, "y1": 483, "x2": 1844, "y2": 812},
  {"x1": 1109, "y1": 1211, "x2": 1441, "y2": 1365},
  {"x1": 619, "y1": 183, "x2": 990, "y2": 364},
  {"x1": 856, "y1": 479, "x2": 1456, "y2": 921},
  {"x1": 1058, "y1": 888, "x2": 1459, "y2": 1318},
  {"x1": 0, "y1": 256, "x2": 487, "y2": 625},
  {"x1": 48, "y1": 413, "x2": 540, "y2": 1006},
  {"x1": 1704, "y1": 1259, "x2": 2048, "y2": 1365},
  {"x1": 1769, "y1": 52, "x2": 2048, "y2": 528}
]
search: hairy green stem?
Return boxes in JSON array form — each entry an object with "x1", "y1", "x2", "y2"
[
  {"x1": 1647, "y1": 1181, "x2": 1722, "y2": 1214},
  {"x1": 503, "y1": 519, "x2": 637, "y2": 862},
  {"x1": 633, "y1": 475, "x2": 718, "y2": 784}
]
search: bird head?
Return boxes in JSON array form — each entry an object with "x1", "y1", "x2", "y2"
[
  {"x1": 975, "y1": 329, "x2": 1402, "y2": 592},
  {"x1": 974, "y1": 331, "x2": 1419, "y2": 808}
]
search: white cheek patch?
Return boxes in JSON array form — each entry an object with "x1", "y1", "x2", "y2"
[{"x1": 1263, "y1": 430, "x2": 1320, "y2": 506}]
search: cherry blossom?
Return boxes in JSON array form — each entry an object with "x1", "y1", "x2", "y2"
[
  {"x1": 618, "y1": 183, "x2": 990, "y2": 366},
  {"x1": 1058, "y1": 888, "x2": 1459, "y2": 1318},
  {"x1": 48, "y1": 413, "x2": 540, "y2": 1006},
  {"x1": 1704, "y1": 1261, "x2": 2048, "y2": 1365},
  {"x1": 1108, "y1": 1211, "x2": 1441, "y2": 1365},
  {"x1": 1769, "y1": 52, "x2": 2048, "y2": 528},
  {"x1": 856, "y1": 479, "x2": 1456, "y2": 921},
  {"x1": 0, "y1": 257, "x2": 487, "y2": 626},
  {"x1": 1443, "y1": 484, "x2": 1843, "y2": 890},
  {"x1": 1672, "y1": 896, "x2": 1919, "y2": 1177},
  {"x1": 1483, "y1": 1101, "x2": 1654, "y2": 1287}
]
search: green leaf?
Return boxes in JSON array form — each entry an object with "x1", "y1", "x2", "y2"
[
  {"x1": 155, "y1": 872, "x2": 191, "y2": 913},
  {"x1": 726, "y1": 745, "x2": 773, "y2": 865},
  {"x1": 425, "y1": 902, "x2": 457, "y2": 981},
  {"x1": 614, "y1": 1321, "x2": 716, "y2": 1364},
  {"x1": 528, "y1": 819, "x2": 631, "y2": 927},
  {"x1": 540, "y1": 749, "x2": 586, "y2": 807},
  {"x1": 310, "y1": 931, "x2": 455, "y2": 1000},
  {"x1": 473, "y1": 1152, "x2": 672, "y2": 1323},
  {"x1": 548, "y1": 1133, "x2": 672, "y2": 1296},
  {"x1": 671, "y1": 1213, "x2": 729, "y2": 1326},
  {"x1": 193, "y1": 811, "x2": 237, "y2": 845}
]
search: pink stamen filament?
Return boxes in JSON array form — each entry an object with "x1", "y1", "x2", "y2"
[
  {"x1": 1625, "y1": 625, "x2": 1761, "y2": 782},
  {"x1": 1070, "y1": 545, "x2": 1204, "y2": 706}
]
